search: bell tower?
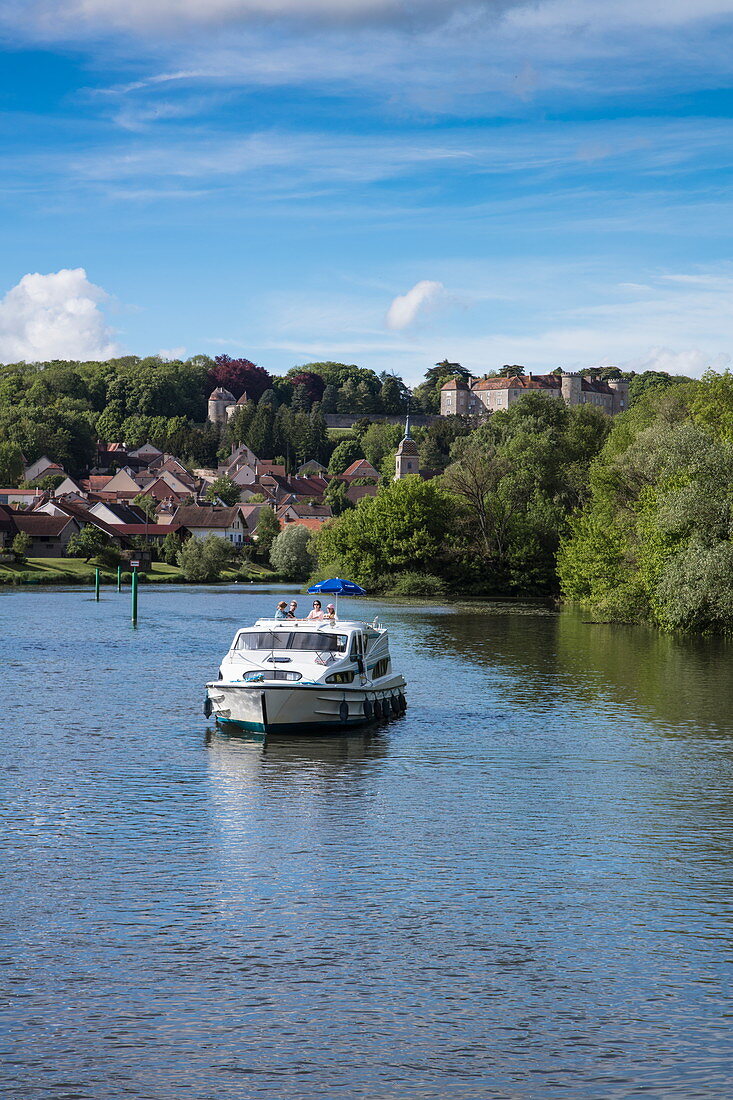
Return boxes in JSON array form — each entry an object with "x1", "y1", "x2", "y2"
[{"x1": 394, "y1": 415, "x2": 420, "y2": 480}]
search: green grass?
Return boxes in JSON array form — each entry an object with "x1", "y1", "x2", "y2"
[{"x1": 0, "y1": 557, "x2": 279, "y2": 586}]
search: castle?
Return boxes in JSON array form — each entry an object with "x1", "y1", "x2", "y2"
[
  {"x1": 441, "y1": 371, "x2": 629, "y2": 417},
  {"x1": 207, "y1": 388, "x2": 251, "y2": 424}
]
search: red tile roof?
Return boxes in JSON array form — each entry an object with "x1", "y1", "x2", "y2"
[{"x1": 341, "y1": 459, "x2": 379, "y2": 480}]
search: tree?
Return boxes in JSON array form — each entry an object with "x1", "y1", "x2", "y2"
[
  {"x1": 313, "y1": 476, "x2": 456, "y2": 587},
  {"x1": 161, "y1": 531, "x2": 183, "y2": 566},
  {"x1": 324, "y1": 477, "x2": 352, "y2": 516},
  {"x1": 177, "y1": 534, "x2": 236, "y2": 582},
  {"x1": 379, "y1": 375, "x2": 407, "y2": 415},
  {"x1": 254, "y1": 506, "x2": 281, "y2": 560},
  {"x1": 321, "y1": 384, "x2": 338, "y2": 413},
  {"x1": 287, "y1": 370, "x2": 325, "y2": 405},
  {"x1": 269, "y1": 524, "x2": 315, "y2": 579},
  {"x1": 11, "y1": 531, "x2": 31, "y2": 561},
  {"x1": 360, "y1": 422, "x2": 403, "y2": 470},
  {"x1": 0, "y1": 441, "x2": 24, "y2": 486},
  {"x1": 66, "y1": 524, "x2": 110, "y2": 562},
  {"x1": 209, "y1": 356, "x2": 272, "y2": 402},
  {"x1": 328, "y1": 438, "x2": 364, "y2": 475},
  {"x1": 291, "y1": 383, "x2": 312, "y2": 413},
  {"x1": 443, "y1": 440, "x2": 512, "y2": 564},
  {"x1": 204, "y1": 475, "x2": 241, "y2": 506},
  {"x1": 498, "y1": 364, "x2": 526, "y2": 377},
  {"x1": 132, "y1": 493, "x2": 158, "y2": 519}
]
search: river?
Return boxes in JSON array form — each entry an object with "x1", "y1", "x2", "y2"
[{"x1": 2, "y1": 584, "x2": 732, "y2": 1098}]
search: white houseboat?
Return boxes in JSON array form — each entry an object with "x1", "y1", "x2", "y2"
[{"x1": 205, "y1": 615, "x2": 407, "y2": 734}]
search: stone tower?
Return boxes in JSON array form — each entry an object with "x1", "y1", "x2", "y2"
[
  {"x1": 207, "y1": 387, "x2": 236, "y2": 425},
  {"x1": 395, "y1": 415, "x2": 420, "y2": 480},
  {"x1": 560, "y1": 371, "x2": 582, "y2": 407},
  {"x1": 607, "y1": 377, "x2": 630, "y2": 414}
]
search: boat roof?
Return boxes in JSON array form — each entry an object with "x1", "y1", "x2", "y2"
[{"x1": 248, "y1": 618, "x2": 380, "y2": 633}]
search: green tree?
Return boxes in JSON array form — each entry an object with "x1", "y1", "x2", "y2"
[
  {"x1": 66, "y1": 524, "x2": 111, "y2": 562},
  {"x1": 324, "y1": 477, "x2": 352, "y2": 515},
  {"x1": 269, "y1": 524, "x2": 314, "y2": 580},
  {"x1": 379, "y1": 375, "x2": 407, "y2": 415},
  {"x1": 11, "y1": 531, "x2": 31, "y2": 561},
  {"x1": 321, "y1": 384, "x2": 339, "y2": 413},
  {"x1": 328, "y1": 438, "x2": 364, "y2": 475},
  {"x1": 161, "y1": 531, "x2": 183, "y2": 566},
  {"x1": 177, "y1": 534, "x2": 236, "y2": 582},
  {"x1": 254, "y1": 506, "x2": 281, "y2": 560},
  {"x1": 0, "y1": 441, "x2": 25, "y2": 486},
  {"x1": 313, "y1": 476, "x2": 456, "y2": 587},
  {"x1": 360, "y1": 422, "x2": 403, "y2": 470},
  {"x1": 204, "y1": 475, "x2": 241, "y2": 506},
  {"x1": 133, "y1": 493, "x2": 158, "y2": 519},
  {"x1": 557, "y1": 378, "x2": 733, "y2": 631}
]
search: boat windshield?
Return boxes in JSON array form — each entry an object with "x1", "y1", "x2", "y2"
[{"x1": 236, "y1": 631, "x2": 348, "y2": 653}]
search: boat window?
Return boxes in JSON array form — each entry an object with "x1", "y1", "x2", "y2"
[
  {"x1": 326, "y1": 670, "x2": 355, "y2": 684},
  {"x1": 373, "y1": 658, "x2": 389, "y2": 678},
  {"x1": 242, "y1": 669, "x2": 302, "y2": 682},
  {"x1": 236, "y1": 631, "x2": 289, "y2": 650},
  {"x1": 235, "y1": 631, "x2": 348, "y2": 653},
  {"x1": 288, "y1": 632, "x2": 348, "y2": 652}
]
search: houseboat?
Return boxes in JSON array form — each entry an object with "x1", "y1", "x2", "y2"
[{"x1": 204, "y1": 616, "x2": 407, "y2": 734}]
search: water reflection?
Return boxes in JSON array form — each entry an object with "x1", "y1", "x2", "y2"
[
  {"x1": 403, "y1": 600, "x2": 733, "y2": 738},
  {"x1": 205, "y1": 727, "x2": 390, "y2": 784},
  {"x1": 5, "y1": 587, "x2": 733, "y2": 1099}
]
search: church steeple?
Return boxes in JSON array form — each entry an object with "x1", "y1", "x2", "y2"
[{"x1": 394, "y1": 413, "x2": 420, "y2": 480}]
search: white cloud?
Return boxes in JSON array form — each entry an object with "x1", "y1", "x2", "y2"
[
  {"x1": 3, "y1": 0, "x2": 499, "y2": 34},
  {"x1": 0, "y1": 269, "x2": 119, "y2": 363},
  {"x1": 386, "y1": 280, "x2": 445, "y2": 330},
  {"x1": 621, "y1": 346, "x2": 731, "y2": 376},
  {"x1": 158, "y1": 345, "x2": 186, "y2": 359}
]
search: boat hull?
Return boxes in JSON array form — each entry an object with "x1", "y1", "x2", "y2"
[{"x1": 205, "y1": 677, "x2": 407, "y2": 734}]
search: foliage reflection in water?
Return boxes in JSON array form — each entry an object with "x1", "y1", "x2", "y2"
[{"x1": 2, "y1": 585, "x2": 733, "y2": 1099}]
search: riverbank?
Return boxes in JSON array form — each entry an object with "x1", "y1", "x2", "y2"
[{"x1": 0, "y1": 557, "x2": 277, "y2": 585}]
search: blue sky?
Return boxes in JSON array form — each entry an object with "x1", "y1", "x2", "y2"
[{"x1": 1, "y1": 0, "x2": 733, "y2": 383}]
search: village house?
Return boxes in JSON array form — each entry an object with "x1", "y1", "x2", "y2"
[
  {"x1": 277, "y1": 501, "x2": 333, "y2": 526},
  {"x1": 23, "y1": 455, "x2": 65, "y2": 483},
  {"x1": 11, "y1": 512, "x2": 79, "y2": 557},
  {"x1": 173, "y1": 504, "x2": 247, "y2": 546},
  {"x1": 441, "y1": 371, "x2": 629, "y2": 417}
]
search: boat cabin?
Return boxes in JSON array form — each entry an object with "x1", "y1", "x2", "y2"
[{"x1": 223, "y1": 618, "x2": 388, "y2": 684}]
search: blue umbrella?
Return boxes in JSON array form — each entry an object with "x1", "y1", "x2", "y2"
[
  {"x1": 307, "y1": 577, "x2": 367, "y2": 596},
  {"x1": 307, "y1": 577, "x2": 366, "y2": 619}
]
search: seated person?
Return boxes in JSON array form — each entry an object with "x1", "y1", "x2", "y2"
[
  {"x1": 286, "y1": 600, "x2": 298, "y2": 619},
  {"x1": 274, "y1": 600, "x2": 288, "y2": 620},
  {"x1": 307, "y1": 599, "x2": 324, "y2": 620},
  {"x1": 325, "y1": 603, "x2": 336, "y2": 621}
]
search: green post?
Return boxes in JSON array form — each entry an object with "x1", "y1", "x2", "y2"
[
  {"x1": 131, "y1": 568, "x2": 138, "y2": 625},
  {"x1": 95, "y1": 567, "x2": 100, "y2": 601},
  {"x1": 117, "y1": 564, "x2": 122, "y2": 592}
]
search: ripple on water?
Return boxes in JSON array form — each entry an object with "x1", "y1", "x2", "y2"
[{"x1": 2, "y1": 586, "x2": 733, "y2": 1098}]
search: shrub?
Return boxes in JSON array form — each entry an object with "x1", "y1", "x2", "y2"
[
  {"x1": 269, "y1": 524, "x2": 314, "y2": 580},
  {"x1": 11, "y1": 531, "x2": 31, "y2": 562},
  {"x1": 176, "y1": 534, "x2": 237, "y2": 582},
  {"x1": 385, "y1": 572, "x2": 448, "y2": 598}
]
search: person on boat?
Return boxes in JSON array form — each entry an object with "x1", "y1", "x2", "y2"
[
  {"x1": 286, "y1": 600, "x2": 299, "y2": 619},
  {"x1": 325, "y1": 603, "x2": 336, "y2": 622},
  {"x1": 306, "y1": 600, "x2": 324, "y2": 620},
  {"x1": 274, "y1": 600, "x2": 288, "y2": 619}
]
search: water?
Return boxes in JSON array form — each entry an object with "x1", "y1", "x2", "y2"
[{"x1": 2, "y1": 584, "x2": 733, "y2": 1099}]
